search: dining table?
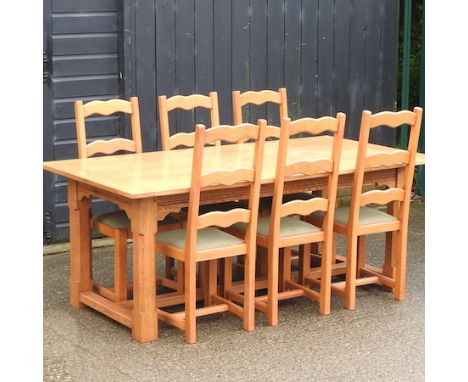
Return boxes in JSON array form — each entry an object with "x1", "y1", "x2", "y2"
[{"x1": 43, "y1": 135, "x2": 425, "y2": 343}]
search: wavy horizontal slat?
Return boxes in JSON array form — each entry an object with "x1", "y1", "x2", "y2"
[
  {"x1": 239, "y1": 90, "x2": 281, "y2": 106},
  {"x1": 197, "y1": 208, "x2": 250, "y2": 229},
  {"x1": 365, "y1": 151, "x2": 410, "y2": 169},
  {"x1": 284, "y1": 159, "x2": 333, "y2": 177},
  {"x1": 370, "y1": 110, "x2": 416, "y2": 128},
  {"x1": 289, "y1": 117, "x2": 339, "y2": 136},
  {"x1": 166, "y1": 94, "x2": 212, "y2": 111},
  {"x1": 201, "y1": 168, "x2": 254, "y2": 187},
  {"x1": 280, "y1": 197, "x2": 329, "y2": 217},
  {"x1": 266, "y1": 125, "x2": 281, "y2": 138},
  {"x1": 169, "y1": 132, "x2": 196, "y2": 149},
  {"x1": 86, "y1": 138, "x2": 136, "y2": 157},
  {"x1": 204, "y1": 124, "x2": 259, "y2": 144},
  {"x1": 359, "y1": 188, "x2": 405, "y2": 206},
  {"x1": 82, "y1": 99, "x2": 132, "y2": 117}
]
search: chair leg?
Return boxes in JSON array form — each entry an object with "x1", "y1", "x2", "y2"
[
  {"x1": 319, "y1": 238, "x2": 333, "y2": 315},
  {"x1": 176, "y1": 260, "x2": 184, "y2": 292},
  {"x1": 243, "y1": 250, "x2": 256, "y2": 331},
  {"x1": 382, "y1": 231, "x2": 396, "y2": 292},
  {"x1": 344, "y1": 235, "x2": 358, "y2": 310},
  {"x1": 185, "y1": 258, "x2": 197, "y2": 344},
  {"x1": 282, "y1": 247, "x2": 292, "y2": 288},
  {"x1": 207, "y1": 260, "x2": 218, "y2": 306},
  {"x1": 298, "y1": 244, "x2": 311, "y2": 284},
  {"x1": 356, "y1": 236, "x2": 366, "y2": 278},
  {"x1": 267, "y1": 245, "x2": 279, "y2": 326},
  {"x1": 332, "y1": 233, "x2": 338, "y2": 264},
  {"x1": 223, "y1": 257, "x2": 233, "y2": 297},
  {"x1": 165, "y1": 258, "x2": 175, "y2": 280},
  {"x1": 113, "y1": 229, "x2": 128, "y2": 302},
  {"x1": 394, "y1": 228, "x2": 408, "y2": 300}
]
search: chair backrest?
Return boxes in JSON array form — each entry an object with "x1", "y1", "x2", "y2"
[
  {"x1": 270, "y1": 114, "x2": 346, "y2": 239},
  {"x1": 184, "y1": 120, "x2": 267, "y2": 256},
  {"x1": 232, "y1": 88, "x2": 288, "y2": 139},
  {"x1": 74, "y1": 97, "x2": 142, "y2": 159},
  {"x1": 158, "y1": 92, "x2": 220, "y2": 150},
  {"x1": 348, "y1": 107, "x2": 423, "y2": 231}
]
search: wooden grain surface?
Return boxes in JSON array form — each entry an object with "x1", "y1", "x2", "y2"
[{"x1": 43, "y1": 136, "x2": 425, "y2": 199}]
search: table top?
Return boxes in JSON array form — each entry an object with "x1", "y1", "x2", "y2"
[{"x1": 43, "y1": 136, "x2": 425, "y2": 199}]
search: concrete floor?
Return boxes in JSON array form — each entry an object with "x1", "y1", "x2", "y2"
[{"x1": 43, "y1": 202, "x2": 424, "y2": 382}]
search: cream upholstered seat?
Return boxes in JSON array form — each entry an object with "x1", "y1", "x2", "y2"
[
  {"x1": 235, "y1": 216, "x2": 321, "y2": 238},
  {"x1": 313, "y1": 206, "x2": 397, "y2": 227},
  {"x1": 157, "y1": 227, "x2": 244, "y2": 251}
]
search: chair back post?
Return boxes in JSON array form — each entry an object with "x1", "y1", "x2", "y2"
[
  {"x1": 347, "y1": 110, "x2": 373, "y2": 236},
  {"x1": 209, "y1": 91, "x2": 220, "y2": 127},
  {"x1": 232, "y1": 90, "x2": 242, "y2": 125},
  {"x1": 185, "y1": 124, "x2": 206, "y2": 261},
  {"x1": 398, "y1": 106, "x2": 423, "y2": 228},
  {"x1": 245, "y1": 119, "x2": 267, "y2": 246},
  {"x1": 158, "y1": 95, "x2": 171, "y2": 151},
  {"x1": 278, "y1": 88, "x2": 288, "y2": 120},
  {"x1": 268, "y1": 117, "x2": 291, "y2": 248},
  {"x1": 74, "y1": 100, "x2": 87, "y2": 159},
  {"x1": 130, "y1": 97, "x2": 143, "y2": 153},
  {"x1": 321, "y1": 112, "x2": 346, "y2": 234}
]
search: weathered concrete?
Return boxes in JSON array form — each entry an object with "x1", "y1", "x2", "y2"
[{"x1": 44, "y1": 202, "x2": 424, "y2": 381}]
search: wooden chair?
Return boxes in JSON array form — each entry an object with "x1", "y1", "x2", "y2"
[
  {"x1": 228, "y1": 114, "x2": 346, "y2": 324},
  {"x1": 158, "y1": 92, "x2": 220, "y2": 150},
  {"x1": 308, "y1": 107, "x2": 423, "y2": 309},
  {"x1": 155, "y1": 121, "x2": 267, "y2": 343},
  {"x1": 158, "y1": 91, "x2": 240, "y2": 281},
  {"x1": 74, "y1": 97, "x2": 181, "y2": 302}
]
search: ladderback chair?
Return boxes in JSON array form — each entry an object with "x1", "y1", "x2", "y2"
[
  {"x1": 74, "y1": 97, "x2": 181, "y2": 302},
  {"x1": 158, "y1": 92, "x2": 220, "y2": 150},
  {"x1": 308, "y1": 107, "x2": 423, "y2": 309},
  {"x1": 155, "y1": 121, "x2": 267, "y2": 343},
  {"x1": 228, "y1": 114, "x2": 346, "y2": 324}
]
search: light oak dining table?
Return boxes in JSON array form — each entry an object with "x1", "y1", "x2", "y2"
[{"x1": 43, "y1": 135, "x2": 425, "y2": 343}]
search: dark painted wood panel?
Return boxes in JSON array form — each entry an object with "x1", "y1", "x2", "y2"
[
  {"x1": 52, "y1": 34, "x2": 118, "y2": 55},
  {"x1": 155, "y1": 0, "x2": 176, "y2": 148},
  {"x1": 267, "y1": 0, "x2": 285, "y2": 125},
  {"x1": 301, "y1": 0, "x2": 319, "y2": 118},
  {"x1": 231, "y1": 0, "x2": 250, "y2": 121},
  {"x1": 53, "y1": 55, "x2": 118, "y2": 77},
  {"x1": 52, "y1": 13, "x2": 118, "y2": 34},
  {"x1": 285, "y1": 0, "x2": 302, "y2": 120},
  {"x1": 175, "y1": 0, "x2": 196, "y2": 133},
  {"x1": 347, "y1": 0, "x2": 367, "y2": 139},
  {"x1": 53, "y1": 76, "x2": 118, "y2": 98},
  {"x1": 54, "y1": 116, "x2": 120, "y2": 141},
  {"x1": 317, "y1": 0, "x2": 335, "y2": 117},
  {"x1": 334, "y1": 0, "x2": 351, "y2": 115},
  {"x1": 194, "y1": 0, "x2": 214, "y2": 126},
  {"x1": 214, "y1": 0, "x2": 232, "y2": 125},
  {"x1": 52, "y1": 0, "x2": 117, "y2": 13},
  {"x1": 249, "y1": 0, "x2": 268, "y2": 123}
]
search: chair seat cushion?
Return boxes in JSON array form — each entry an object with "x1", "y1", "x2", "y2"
[
  {"x1": 156, "y1": 227, "x2": 245, "y2": 251},
  {"x1": 313, "y1": 206, "x2": 397, "y2": 226},
  {"x1": 234, "y1": 216, "x2": 321, "y2": 238},
  {"x1": 94, "y1": 210, "x2": 180, "y2": 230}
]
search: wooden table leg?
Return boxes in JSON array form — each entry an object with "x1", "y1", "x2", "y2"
[
  {"x1": 67, "y1": 180, "x2": 92, "y2": 308},
  {"x1": 130, "y1": 198, "x2": 158, "y2": 343}
]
